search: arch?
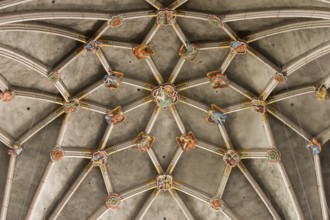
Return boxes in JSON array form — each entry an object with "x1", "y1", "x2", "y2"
[
  {"x1": 0, "y1": 43, "x2": 50, "y2": 76},
  {"x1": 246, "y1": 20, "x2": 330, "y2": 43},
  {"x1": 283, "y1": 41, "x2": 330, "y2": 75},
  {"x1": 0, "y1": 23, "x2": 87, "y2": 43}
]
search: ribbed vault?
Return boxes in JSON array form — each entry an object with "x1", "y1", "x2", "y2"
[{"x1": 0, "y1": 0, "x2": 330, "y2": 220}]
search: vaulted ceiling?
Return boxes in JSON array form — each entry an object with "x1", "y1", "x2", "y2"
[{"x1": 0, "y1": 0, "x2": 330, "y2": 220}]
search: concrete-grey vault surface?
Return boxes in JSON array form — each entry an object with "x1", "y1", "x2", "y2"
[{"x1": 0, "y1": 0, "x2": 330, "y2": 219}]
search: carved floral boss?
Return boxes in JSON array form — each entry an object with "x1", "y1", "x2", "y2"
[{"x1": 0, "y1": 90, "x2": 15, "y2": 102}]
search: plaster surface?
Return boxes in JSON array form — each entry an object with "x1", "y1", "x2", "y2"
[{"x1": 0, "y1": 0, "x2": 329, "y2": 220}]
